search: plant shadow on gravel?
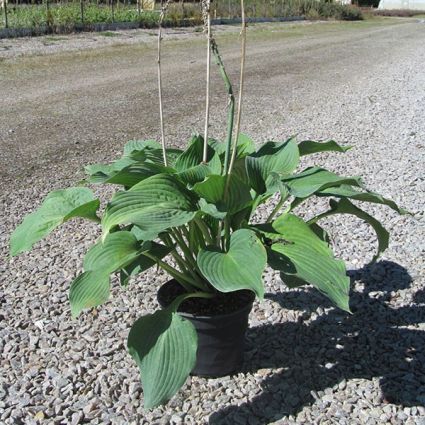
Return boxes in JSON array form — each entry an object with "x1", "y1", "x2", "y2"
[{"x1": 209, "y1": 261, "x2": 425, "y2": 425}]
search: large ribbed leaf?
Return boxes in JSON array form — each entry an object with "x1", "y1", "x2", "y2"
[
  {"x1": 173, "y1": 135, "x2": 221, "y2": 184},
  {"x1": 317, "y1": 185, "x2": 408, "y2": 215},
  {"x1": 194, "y1": 175, "x2": 252, "y2": 215},
  {"x1": 209, "y1": 133, "x2": 255, "y2": 158},
  {"x1": 235, "y1": 133, "x2": 256, "y2": 157},
  {"x1": 246, "y1": 138, "x2": 300, "y2": 194},
  {"x1": 105, "y1": 163, "x2": 174, "y2": 188},
  {"x1": 120, "y1": 242, "x2": 174, "y2": 286},
  {"x1": 85, "y1": 158, "x2": 136, "y2": 184},
  {"x1": 102, "y1": 174, "x2": 198, "y2": 239},
  {"x1": 197, "y1": 229, "x2": 266, "y2": 298},
  {"x1": 70, "y1": 231, "x2": 143, "y2": 317},
  {"x1": 130, "y1": 148, "x2": 183, "y2": 168},
  {"x1": 10, "y1": 188, "x2": 100, "y2": 256},
  {"x1": 198, "y1": 199, "x2": 227, "y2": 220},
  {"x1": 69, "y1": 271, "x2": 110, "y2": 318},
  {"x1": 310, "y1": 198, "x2": 390, "y2": 263},
  {"x1": 298, "y1": 140, "x2": 351, "y2": 156},
  {"x1": 265, "y1": 172, "x2": 289, "y2": 198},
  {"x1": 177, "y1": 153, "x2": 221, "y2": 186},
  {"x1": 270, "y1": 213, "x2": 350, "y2": 312},
  {"x1": 231, "y1": 157, "x2": 250, "y2": 185},
  {"x1": 283, "y1": 167, "x2": 363, "y2": 199},
  {"x1": 123, "y1": 140, "x2": 161, "y2": 155},
  {"x1": 174, "y1": 135, "x2": 217, "y2": 172},
  {"x1": 84, "y1": 231, "x2": 141, "y2": 273},
  {"x1": 128, "y1": 301, "x2": 197, "y2": 408},
  {"x1": 84, "y1": 163, "x2": 115, "y2": 183}
]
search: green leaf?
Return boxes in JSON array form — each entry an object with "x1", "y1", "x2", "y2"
[
  {"x1": 265, "y1": 172, "x2": 289, "y2": 198},
  {"x1": 70, "y1": 231, "x2": 143, "y2": 317},
  {"x1": 112, "y1": 156, "x2": 137, "y2": 172},
  {"x1": 194, "y1": 174, "x2": 252, "y2": 215},
  {"x1": 310, "y1": 198, "x2": 390, "y2": 263},
  {"x1": 317, "y1": 185, "x2": 408, "y2": 215},
  {"x1": 197, "y1": 229, "x2": 266, "y2": 298},
  {"x1": 120, "y1": 242, "x2": 174, "y2": 286},
  {"x1": 231, "y1": 157, "x2": 250, "y2": 185},
  {"x1": 128, "y1": 304, "x2": 197, "y2": 408},
  {"x1": 84, "y1": 163, "x2": 115, "y2": 183},
  {"x1": 175, "y1": 135, "x2": 216, "y2": 172},
  {"x1": 173, "y1": 136, "x2": 221, "y2": 184},
  {"x1": 130, "y1": 224, "x2": 159, "y2": 242},
  {"x1": 209, "y1": 134, "x2": 255, "y2": 158},
  {"x1": 207, "y1": 138, "x2": 225, "y2": 156},
  {"x1": 85, "y1": 158, "x2": 138, "y2": 184},
  {"x1": 270, "y1": 213, "x2": 350, "y2": 312},
  {"x1": 309, "y1": 222, "x2": 330, "y2": 244},
  {"x1": 105, "y1": 163, "x2": 174, "y2": 188},
  {"x1": 102, "y1": 174, "x2": 198, "y2": 240},
  {"x1": 177, "y1": 151, "x2": 221, "y2": 186},
  {"x1": 298, "y1": 140, "x2": 351, "y2": 156},
  {"x1": 69, "y1": 271, "x2": 110, "y2": 318},
  {"x1": 84, "y1": 231, "x2": 141, "y2": 274},
  {"x1": 283, "y1": 167, "x2": 363, "y2": 199},
  {"x1": 266, "y1": 248, "x2": 308, "y2": 289},
  {"x1": 123, "y1": 139, "x2": 161, "y2": 155},
  {"x1": 10, "y1": 188, "x2": 100, "y2": 256},
  {"x1": 130, "y1": 148, "x2": 183, "y2": 168},
  {"x1": 246, "y1": 138, "x2": 300, "y2": 194},
  {"x1": 198, "y1": 199, "x2": 227, "y2": 220},
  {"x1": 235, "y1": 133, "x2": 256, "y2": 156}
]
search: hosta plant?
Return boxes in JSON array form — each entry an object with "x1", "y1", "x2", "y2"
[
  {"x1": 10, "y1": 134, "x2": 406, "y2": 407},
  {"x1": 10, "y1": 0, "x2": 406, "y2": 410}
]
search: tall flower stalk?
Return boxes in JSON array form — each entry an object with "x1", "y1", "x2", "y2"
[
  {"x1": 202, "y1": 0, "x2": 212, "y2": 163},
  {"x1": 158, "y1": 0, "x2": 171, "y2": 167},
  {"x1": 228, "y1": 0, "x2": 247, "y2": 177}
]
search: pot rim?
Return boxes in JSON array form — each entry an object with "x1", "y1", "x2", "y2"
[{"x1": 157, "y1": 279, "x2": 256, "y2": 320}]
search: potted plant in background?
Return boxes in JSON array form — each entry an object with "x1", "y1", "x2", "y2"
[{"x1": 10, "y1": 0, "x2": 407, "y2": 409}]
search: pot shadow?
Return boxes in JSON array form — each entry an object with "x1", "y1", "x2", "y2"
[{"x1": 209, "y1": 261, "x2": 425, "y2": 425}]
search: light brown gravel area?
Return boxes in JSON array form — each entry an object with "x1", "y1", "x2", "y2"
[{"x1": 1, "y1": 18, "x2": 424, "y2": 425}]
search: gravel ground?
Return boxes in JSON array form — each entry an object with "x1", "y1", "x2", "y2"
[{"x1": 1, "y1": 19, "x2": 425, "y2": 425}]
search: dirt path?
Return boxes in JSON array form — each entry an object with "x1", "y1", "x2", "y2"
[{"x1": 0, "y1": 19, "x2": 423, "y2": 190}]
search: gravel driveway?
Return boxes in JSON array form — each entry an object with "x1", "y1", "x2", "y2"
[{"x1": 1, "y1": 19, "x2": 425, "y2": 424}]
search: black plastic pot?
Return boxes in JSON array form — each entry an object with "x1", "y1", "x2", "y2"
[{"x1": 157, "y1": 280, "x2": 255, "y2": 377}]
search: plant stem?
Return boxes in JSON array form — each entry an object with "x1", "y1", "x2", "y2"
[
  {"x1": 227, "y1": 0, "x2": 247, "y2": 177},
  {"x1": 267, "y1": 197, "x2": 285, "y2": 223},
  {"x1": 194, "y1": 217, "x2": 213, "y2": 245},
  {"x1": 307, "y1": 211, "x2": 331, "y2": 225},
  {"x1": 170, "y1": 291, "x2": 216, "y2": 312},
  {"x1": 224, "y1": 217, "x2": 231, "y2": 251},
  {"x1": 143, "y1": 251, "x2": 207, "y2": 292},
  {"x1": 184, "y1": 222, "x2": 204, "y2": 253},
  {"x1": 158, "y1": 0, "x2": 170, "y2": 167},
  {"x1": 162, "y1": 231, "x2": 206, "y2": 287},
  {"x1": 216, "y1": 220, "x2": 223, "y2": 246},
  {"x1": 171, "y1": 228, "x2": 199, "y2": 271},
  {"x1": 211, "y1": 39, "x2": 235, "y2": 175},
  {"x1": 202, "y1": 0, "x2": 212, "y2": 163},
  {"x1": 161, "y1": 234, "x2": 190, "y2": 273},
  {"x1": 180, "y1": 225, "x2": 194, "y2": 251}
]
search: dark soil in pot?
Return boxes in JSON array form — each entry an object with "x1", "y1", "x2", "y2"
[{"x1": 157, "y1": 280, "x2": 255, "y2": 377}]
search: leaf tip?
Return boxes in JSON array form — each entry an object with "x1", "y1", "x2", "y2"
[{"x1": 70, "y1": 305, "x2": 81, "y2": 319}]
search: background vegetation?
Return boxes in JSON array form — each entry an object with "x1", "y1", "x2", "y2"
[{"x1": 1, "y1": 0, "x2": 363, "y2": 32}]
